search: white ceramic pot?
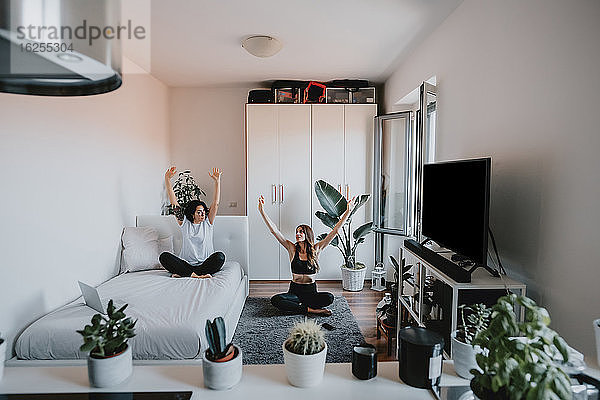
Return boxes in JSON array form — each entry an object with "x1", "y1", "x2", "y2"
[
  {"x1": 87, "y1": 345, "x2": 133, "y2": 388},
  {"x1": 594, "y1": 319, "x2": 600, "y2": 367},
  {"x1": 341, "y1": 263, "x2": 366, "y2": 291},
  {"x1": 202, "y1": 345, "x2": 243, "y2": 390},
  {"x1": 282, "y1": 340, "x2": 327, "y2": 387},
  {"x1": 451, "y1": 331, "x2": 483, "y2": 380},
  {"x1": 0, "y1": 339, "x2": 6, "y2": 382}
]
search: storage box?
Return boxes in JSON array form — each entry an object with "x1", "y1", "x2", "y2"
[
  {"x1": 326, "y1": 87, "x2": 376, "y2": 104},
  {"x1": 326, "y1": 88, "x2": 349, "y2": 103},
  {"x1": 351, "y1": 87, "x2": 376, "y2": 104},
  {"x1": 275, "y1": 88, "x2": 300, "y2": 103}
]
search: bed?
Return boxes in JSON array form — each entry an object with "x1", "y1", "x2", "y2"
[{"x1": 14, "y1": 215, "x2": 249, "y2": 360}]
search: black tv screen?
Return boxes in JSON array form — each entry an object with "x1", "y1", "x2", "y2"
[{"x1": 421, "y1": 158, "x2": 491, "y2": 265}]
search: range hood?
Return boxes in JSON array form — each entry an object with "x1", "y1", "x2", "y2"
[{"x1": 0, "y1": 0, "x2": 122, "y2": 96}]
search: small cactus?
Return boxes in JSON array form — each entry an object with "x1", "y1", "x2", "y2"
[
  {"x1": 205, "y1": 317, "x2": 234, "y2": 361},
  {"x1": 285, "y1": 318, "x2": 326, "y2": 355}
]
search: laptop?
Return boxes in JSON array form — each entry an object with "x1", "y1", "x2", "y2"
[{"x1": 78, "y1": 281, "x2": 123, "y2": 314}]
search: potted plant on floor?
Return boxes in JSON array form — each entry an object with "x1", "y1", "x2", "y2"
[
  {"x1": 451, "y1": 303, "x2": 490, "y2": 379},
  {"x1": 314, "y1": 180, "x2": 373, "y2": 291},
  {"x1": 202, "y1": 317, "x2": 242, "y2": 390},
  {"x1": 470, "y1": 294, "x2": 572, "y2": 400},
  {"x1": 282, "y1": 318, "x2": 328, "y2": 387},
  {"x1": 76, "y1": 300, "x2": 137, "y2": 388}
]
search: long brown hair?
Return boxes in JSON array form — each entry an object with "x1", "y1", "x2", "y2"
[{"x1": 295, "y1": 224, "x2": 320, "y2": 272}]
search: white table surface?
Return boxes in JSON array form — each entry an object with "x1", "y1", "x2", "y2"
[{"x1": 0, "y1": 361, "x2": 470, "y2": 399}]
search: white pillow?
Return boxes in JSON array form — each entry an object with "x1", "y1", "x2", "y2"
[
  {"x1": 158, "y1": 236, "x2": 174, "y2": 256},
  {"x1": 122, "y1": 227, "x2": 161, "y2": 272}
]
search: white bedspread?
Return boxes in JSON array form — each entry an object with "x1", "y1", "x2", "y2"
[{"x1": 16, "y1": 261, "x2": 244, "y2": 360}]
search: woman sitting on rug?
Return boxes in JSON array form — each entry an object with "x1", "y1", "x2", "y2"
[
  {"x1": 257, "y1": 195, "x2": 353, "y2": 316},
  {"x1": 159, "y1": 166, "x2": 225, "y2": 278}
]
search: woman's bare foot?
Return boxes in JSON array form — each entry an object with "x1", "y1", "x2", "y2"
[
  {"x1": 171, "y1": 273, "x2": 181, "y2": 278},
  {"x1": 307, "y1": 307, "x2": 332, "y2": 316},
  {"x1": 191, "y1": 272, "x2": 212, "y2": 279}
]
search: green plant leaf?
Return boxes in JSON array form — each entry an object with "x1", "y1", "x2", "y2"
[
  {"x1": 315, "y1": 211, "x2": 339, "y2": 229},
  {"x1": 348, "y1": 194, "x2": 370, "y2": 220},
  {"x1": 352, "y1": 222, "x2": 373, "y2": 240},
  {"x1": 314, "y1": 180, "x2": 346, "y2": 218}
]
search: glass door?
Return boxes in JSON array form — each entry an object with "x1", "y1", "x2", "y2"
[{"x1": 373, "y1": 81, "x2": 436, "y2": 266}]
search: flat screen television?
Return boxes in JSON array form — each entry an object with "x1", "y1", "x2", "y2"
[{"x1": 421, "y1": 157, "x2": 491, "y2": 266}]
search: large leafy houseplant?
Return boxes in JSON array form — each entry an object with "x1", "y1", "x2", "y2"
[
  {"x1": 162, "y1": 170, "x2": 206, "y2": 218},
  {"x1": 314, "y1": 180, "x2": 373, "y2": 269},
  {"x1": 77, "y1": 300, "x2": 136, "y2": 358},
  {"x1": 470, "y1": 294, "x2": 572, "y2": 400}
]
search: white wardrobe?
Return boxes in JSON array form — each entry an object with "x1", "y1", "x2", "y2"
[{"x1": 246, "y1": 103, "x2": 377, "y2": 280}]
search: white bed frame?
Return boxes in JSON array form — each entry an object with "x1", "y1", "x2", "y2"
[{"x1": 8, "y1": 215, "x2": 249, "y2": 366}]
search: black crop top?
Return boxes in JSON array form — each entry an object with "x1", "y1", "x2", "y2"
[{"x1": 291, "y1": 248, "x2": 317, "y2": 275}]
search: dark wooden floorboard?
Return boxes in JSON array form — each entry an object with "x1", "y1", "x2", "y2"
[{"x1": 249, "y1": 280, "x2": 397, "y2": 362}]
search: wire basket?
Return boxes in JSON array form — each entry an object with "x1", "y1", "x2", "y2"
[{"x1": 341, "y1": 265, "x2": 367, "y2": 291}]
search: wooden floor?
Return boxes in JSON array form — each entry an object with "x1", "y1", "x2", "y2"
[{"x1": 249, "y1": 280, "x2": 397, "y2": 361}]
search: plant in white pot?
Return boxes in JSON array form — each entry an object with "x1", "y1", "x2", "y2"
[
  {"x1": 451, "y1": 303, "x2": 490, "y2": 379},
  {"x1": 202, "y1": 317, "x2": 242, "y2": 390},
  {"x1": 314, "y1": 180, "x2": 373, "y2": 291},
  {"x1": 76, "y1": 300, "x2": 136, "y2": 388},
  {"x1": 283, "y1": 318, "x2": 328, "y2": 387}
]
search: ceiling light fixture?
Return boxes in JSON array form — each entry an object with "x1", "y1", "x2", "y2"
[{"x1": 241, "y1": 35, "x2": 282, "y2": 58}]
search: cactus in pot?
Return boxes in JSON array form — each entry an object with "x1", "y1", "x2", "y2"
[
  {"x1": 283, "y1": 318, "x2": 328, "y2": 387},
  {"x1": 202, "y1": 317, "x2": 242, "y2": 390}
]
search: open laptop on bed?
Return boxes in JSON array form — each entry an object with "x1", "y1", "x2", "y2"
[{"x1": 78, "y1": 281, "x2": 123, "y2": 314}]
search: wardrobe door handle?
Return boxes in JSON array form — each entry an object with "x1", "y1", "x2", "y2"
[
  {"x1": 338, "y1": 184, "x2": 342, "y2": 194},
  {"x1": 280, "y1": 184, "x2": 284, "y2": 204},
  {"x1": 345, "y1": 184, "x2": 350, "y2": 199},
  {"x1": 272, "y1": 184, "x2": 277, "y2": 204}
]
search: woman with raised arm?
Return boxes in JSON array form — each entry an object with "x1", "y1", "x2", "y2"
[
  {"x1": 258, "y1": 195, "x2": 353, "y2": 316},
  {"x1": 159, "y1": 166, "x2": 225, "y2": 278}
]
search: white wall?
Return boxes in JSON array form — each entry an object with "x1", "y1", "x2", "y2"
[
  {"x1": 169, "y1": 87, "x2": 249, "y2": 216},
  {"x1": 385, "y1": 0, "x2": 600, "y2": 360},
  {"x1": 0, "y1": 72, "x2": 170, "y2": 357}
]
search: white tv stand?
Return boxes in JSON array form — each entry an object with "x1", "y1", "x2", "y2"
[{"x1": 399, "y1": 244, "x2": 526, "y2": 357}]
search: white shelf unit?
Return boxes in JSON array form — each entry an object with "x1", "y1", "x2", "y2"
[{"x1": 399, "y1": 245, "x2": 526, "y2": 357}]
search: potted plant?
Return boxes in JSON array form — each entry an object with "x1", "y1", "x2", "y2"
[
  {"x1": 202, "y1": 317, "x2": 242, "y2": 390},
  {"x1": 282, "y1": 318, "x2": 328, "y2": 387},
  {"x1": 162, "y1": 169, "x2": 206, "y2": 219},
  {"x1": 451, "y1": 303, "x2": 491, "y2": 379},
  {"x1": 0, "y1": 332, "x2": 5, "y2": 382},
  {"x1": 76, "y1": 300, "x2": 136, "y2": 388},
  {"x1": 388, "y1": 254, "x2": 413, "y2": 327},
  {"x1": 314, "y1": 180, "x2": 373, "y2": 291},
  {"x1": 470, "y1": 294, "x2": 572, "y2": 400}
]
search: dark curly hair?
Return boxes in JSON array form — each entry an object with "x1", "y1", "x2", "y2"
[{"x1": 184, "y1": 200, "x2": 209, "y2": 223}]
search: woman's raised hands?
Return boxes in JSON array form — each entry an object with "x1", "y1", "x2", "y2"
[
  {"x1": 258, "y1": 195, "x2": 265, "y2": 212},
  {"x1": 209, "y1": 167, "x2": 222, "y2": 182},
  {"x1": 165, "y1": 166, "x2": 177, "y2": 180}
]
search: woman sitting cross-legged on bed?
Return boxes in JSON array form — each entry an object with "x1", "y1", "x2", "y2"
[
  {"x1": 159, "y1": 166, "x2": 225, "y2": 278},
  {"x1": 258, "y1": 194, "x2": 353, "y2": 316}
]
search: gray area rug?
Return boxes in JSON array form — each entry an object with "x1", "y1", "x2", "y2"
[{"x1": 232, "y1": 296, "x2": 365, "y2": 365}]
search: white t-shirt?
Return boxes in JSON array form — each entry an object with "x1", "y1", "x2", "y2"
[{"x1": 179, "y1": 218, "x2": 214, "y2": 265}]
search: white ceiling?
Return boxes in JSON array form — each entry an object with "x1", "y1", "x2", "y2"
[{"x1": 147, "y1": 0, "x2": 462, "y2": 87}]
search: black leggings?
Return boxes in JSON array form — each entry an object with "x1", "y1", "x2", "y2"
[
  {"x1": 271, "y1": 282, "x2": 334, "y2": 314},
  {"x1": 159, "y1": 252, "x2": 225, "y2": 277}
]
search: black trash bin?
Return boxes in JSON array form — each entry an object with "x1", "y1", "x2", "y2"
[{"x1": 398, "y1": 326, "x2": 445, "y2": 389}]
